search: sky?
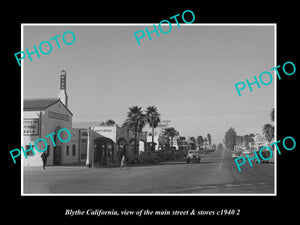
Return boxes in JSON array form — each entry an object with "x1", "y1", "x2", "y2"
[{"x1": 23, "y1": 24, "x2": 275, "y2": 145}]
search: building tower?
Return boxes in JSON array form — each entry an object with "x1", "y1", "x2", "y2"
[{"x1": 58, "y1": 70, "x2": 68, "y2": 107}]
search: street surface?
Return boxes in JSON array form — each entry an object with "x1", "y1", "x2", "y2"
[{"x1": 23, "y1": 149, "x2": 275, "y2": 194}]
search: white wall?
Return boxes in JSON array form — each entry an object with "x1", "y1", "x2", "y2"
[{"x1": 22, "y1": 101, "x2": 78, "y2": 166}]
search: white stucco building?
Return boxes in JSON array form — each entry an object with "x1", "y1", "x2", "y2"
[{"x1": 23, "y1": 70, "x2": 81, "y2": 166}]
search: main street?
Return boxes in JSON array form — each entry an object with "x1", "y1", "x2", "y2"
[{"x1": 23, "y1": 149, "x2": 274, "y2": 194}]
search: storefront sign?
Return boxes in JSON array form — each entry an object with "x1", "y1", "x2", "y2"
[
  {"x1": 24, "y1": 118, "x2": 39, "y2": 136},
  {"x1": 93, "y1": 126, "x2": 116, "y2": 142}
]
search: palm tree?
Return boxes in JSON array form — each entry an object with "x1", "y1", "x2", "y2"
[
  {"x1": 145, "y1": 106, "x2": 161, "y2": 151},
  {"x1": 262, "y1": 123, "x2": 274, "y2": 145},
  {"x1": 163, "y1": 127, "x2": 179, "y2": 150},
  {"x1": 105, "y1": 119, "x2": 116, "y2": 126},
  {"x1": 125, "y1": 106, "x2": 145, "y2": 155},
  {"x1": 262, "y1": 109, "x2": 275, "y2": 146}
]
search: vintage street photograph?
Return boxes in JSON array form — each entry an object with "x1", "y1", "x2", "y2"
[{"x1": 22, "y1": 24, "x2": 276, "y2": 195}]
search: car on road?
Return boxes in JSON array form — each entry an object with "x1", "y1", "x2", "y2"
[{"x1": 185, "y1": 150, "x2": 201, "y2": 163}]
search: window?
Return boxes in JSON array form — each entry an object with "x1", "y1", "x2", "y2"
[
  {"x1": 72, "y1": 144, "x2": 76, "y2": 156},
  {"x1": 82, "y1": 131, "x2": 88, "y2": 136},
  {"x1": 66, "y1": 145, "x2": 69, "y2": 156},
  {"x1": 81, "y1": 139, "x2": 87, "y2": 144}
]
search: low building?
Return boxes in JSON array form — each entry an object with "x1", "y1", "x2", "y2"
[
  {"x1": 85, "y1": 124, "x2": 147, "y2": 167},
  {"x1": 23, "y1": 70, "x2": 82, "y2": 167},
  {"x1": 23, "y1": 98, "x2": 81, "y2": 166}
]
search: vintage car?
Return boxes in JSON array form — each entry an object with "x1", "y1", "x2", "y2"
[{"x1": 185, "y1": 150, "x2": 201, "y2": 163}]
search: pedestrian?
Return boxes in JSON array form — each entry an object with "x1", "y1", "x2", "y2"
[
  {"x1": 41, "y1": 151, "x2": 49, "y2": 170},
  {"x1": 120, "y1": 154, "x2": 127, "y2": 170}
]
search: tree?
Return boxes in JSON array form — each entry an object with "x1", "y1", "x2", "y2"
[
  {"x1": 243, "y1": 134, "x2": 251, "y2": 149},
  {"x1": 224, "y1": 127, "x2": 237, "y2": 151},
  {"x1": 270, "y1": 108, "x2": 274, "y2": 123},
  {"x1": 262, "y1": 123, "x2": 274, "y2": 144},
  {"x1": 103, "y1": 119, "x2": 116, "y2": 126},
  {"x1": 217, "y1": 143, "x2": 224, "y2": 151},
  {"x1": 207, "y1": 133, "x2": 212, "y2": 145},
  {"x1": 145, "y1": 106, "x2": 161, "y2": 151},
  {"x1": 163, "y1": 127, "x2": 179, "y2": 150},
  {"x1": 189, "y1": 137, "x2": 196, "y2": 150},
  {"x1": 124, "y1": 106, "x2": 145, "y2": 155},
  {"x1": 249, "y1": 133, "x2": 255, "y2": 146},
  {"x1": 262, "y1": 109, "x2": 275, "y2": 145},
  {"x1": 196, "y1": 136, "x2": 204, "y2": 149},
  {"x1": 204, "y1": 137, "x2": 208, "y2": 148},
  {"x1": 212, "y1": 144, "x2": 216, "y2": 151},
  {"x1": 236, "y1": 135, "x2": 243, "y2": 146}
]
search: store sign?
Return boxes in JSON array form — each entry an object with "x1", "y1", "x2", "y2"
[
  {"x1": 24, "y1": 118, "x2": 39, "y2": 136},
  {"x1": 94, "y1": 128, "x2": 113, "y2": 133},
  {"x1": 157, "y1": 123, "x2": 168, "y2": 128},
  {"x1": 93, "y1": 126, "x2": 116, "y2": 142},
  {"x1": 48, "y1": 111, "x2": 70, "y2": 121},
  {"x1": 157, "y1": 120, "x2": 171, "y2": 128}
]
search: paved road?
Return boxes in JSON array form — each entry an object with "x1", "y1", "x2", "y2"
[{"x1": 23, "y1": 149, "x2": 274, "y2": 194}]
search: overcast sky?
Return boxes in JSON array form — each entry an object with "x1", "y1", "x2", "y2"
[{"x1": 23, "y1": 24, "x2": 275, "y2": 145}]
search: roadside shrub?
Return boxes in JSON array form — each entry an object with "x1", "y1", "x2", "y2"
[{"x1": 139, "y1": 152, "x2": 161, "y2": 164}]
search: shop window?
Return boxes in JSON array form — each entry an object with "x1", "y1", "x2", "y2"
[
  {"x1": 72, "y1": 144, "x2": 76, "y2": 156},
  {"x1": 66, "y1": 145, "x2": 69, "y2": 155}
]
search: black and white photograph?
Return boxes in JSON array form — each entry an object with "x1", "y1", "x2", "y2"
[
  {"x1": 21, "y1": 24, "x2": 276, "y2": 195},
  {"x1": 4, "y1": 5, "x2": 298, "y2": 225}
]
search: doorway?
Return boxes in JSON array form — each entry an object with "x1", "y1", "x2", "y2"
[{"x1": 53, "y1": 146, "x2": 61, "y2": 165}]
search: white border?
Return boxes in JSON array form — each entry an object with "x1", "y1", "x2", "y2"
[{"x1": 21, "y1": 23, "x2": 277, "y2": 196}]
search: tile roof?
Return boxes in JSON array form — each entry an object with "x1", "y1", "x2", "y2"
[
  {"x1": 24, "y1": 98, "x2": 73, "y2": 115},
  {"x1": 24, "y1": 98, "x2": 60, "y2": 111}
]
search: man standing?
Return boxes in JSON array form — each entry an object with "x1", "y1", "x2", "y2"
[{"x1": 41, "y1": 151, "x2": 49, "y2": 170}]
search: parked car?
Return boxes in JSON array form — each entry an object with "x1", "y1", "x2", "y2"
[{"x1": 185, "y1": 150, "x2": 201, "y2": 163}]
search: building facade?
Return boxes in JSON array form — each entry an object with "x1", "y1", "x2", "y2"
[
  {"x1": 23, "y1": 70, "x2": 82, "y2": 167},
  {"x1": 85, "y1": 125, "x2": 147, "y2": 167},
  {"x1": 23, "y1": 98, "x2": 81, "y2": 166}
]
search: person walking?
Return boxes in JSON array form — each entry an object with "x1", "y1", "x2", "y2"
[
  {"x1": 41, "y1": 151, "x2": 49, "y2": 170},
  {"x1": 120, "y1": 154, "x2": 127, "y2": 170}
]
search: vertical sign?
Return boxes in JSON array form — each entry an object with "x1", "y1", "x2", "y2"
[{"x1": 60, "y1": 70, "x2": 66, "y2": 90}]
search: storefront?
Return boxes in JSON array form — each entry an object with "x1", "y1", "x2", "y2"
[
  {"x1": 23, "y1": 98, "x2": 81, "y2": 166},
  {"x1": 23, "y1": 70, "x2": 82, "y2": 167},
  {"x1": 86, "y1": 125, "x2": 147, "y2": 167}
]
